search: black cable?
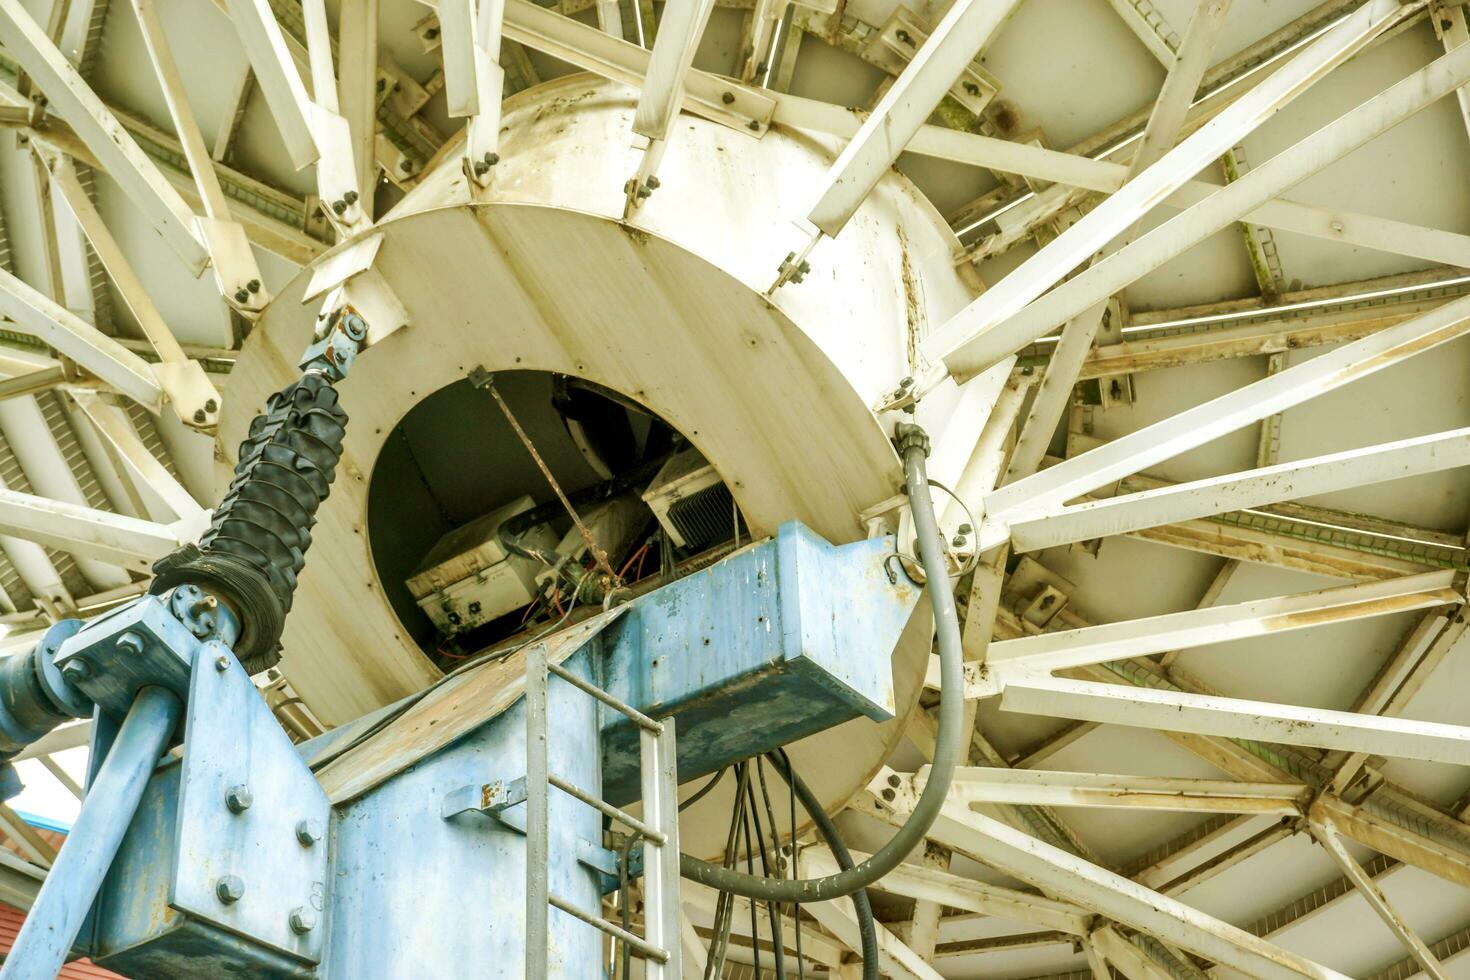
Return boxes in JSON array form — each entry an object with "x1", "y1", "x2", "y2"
[
  {"x1": 738, "y1": 763, "x2": 761, "y2": 977},
  {"x1": 769, "y1": 750, "x2": 878, "y2": 980},
  {"x1": 706, "y1": 765, "x2": 751, "y2": 980},
  {"x1": 786, "y1": 758, "x2": 805, "y2": 980},
  {"x1": 746, "y1": 771, "x2": 785, "y2": 979},
  {"x1": 754, "y1": 757, "x2": 788, "y2": 978},
  {"x1": 680, "y1": 767, "x2": 727, "y2": 812},
  {"x1": 681, "y1": 426, "x2": 965, "y2": 911},
  {"x1": 618, "y1": 832, "x2": 639, "y2": 980}
]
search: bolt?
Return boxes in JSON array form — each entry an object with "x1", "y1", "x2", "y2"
[
  {"x1": 331, "y1": 199, "x2": 347, "y2": 216},
  {"x1": 486, "y1": 152, "x2": 499, "y2": 167},
  {"x1": 205, "y1": 398, "x2": 218, "y2": 413},
  {"x1": 881, "y1": 787, "x2": 895, "y2": 801},
  {"x1": 194, "y1": 409, "x2": 207, "y2": 423},
  {"x1": 646, "y1": 176, "x2": 660, "y2": 190},
  {"x1": 425, "y1": 26, "x2": 440, "y2": 39},
  {"x1": 473, "y1": 159, "x2": 490, "y2": 176},
  {"x1": 958, "y1": 523, "x2": 973, "y2": 534},
  {"x1": 952, "y1": 535, "x2": 966, "y2": 547},
  {"x1": 896, "y1": 29, "x2": 914, "y2": 45},
  {"x1": 746, "y1": 120, "x2": 760, "y2": 132},
  {"x1": 216, "y1": 875, "x2": 244, "y2": 904},
  {"x1": 117, "y1": 631, "x2": 145, "y2": 656},
  {"x1": 722, "y1": 91, "x2": 735, "y2": 105},
  {"x1": 234, "y1": 288, "x2": 249, "y2": 303},
  {"x1": 295, "y1": 818, "x2": 323, "y2": 846},
  {"x1": 887, "y1": 773, "x2": 901, "y2": 788},
  {"x1": 215, "y1": 655, "x2": 230, "y2": 672},
  {"x1": 289, "y1": 907, "x2": 317, "y2": 935},
  {"x1": 61, "y1": 659, "x2": 91, "y2": 683},
  {"x1": 400, "y1": 159, "x2": 413, "y2": 173},
  {"x1": 225, "y1": 784, "x2": 253, "y2": 814},
  {"x1": 343, "y1": 190, "x2": 359, "y2": 206},
  {"x1": 376, "y1": 78, "x2": 386, "y2": 92},
  {"x1": 247, "y1": 279, "x2": 261, "y2": 294}
]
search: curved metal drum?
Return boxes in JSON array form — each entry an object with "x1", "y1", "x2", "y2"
[{"x1": 221, "y1": 75, "x2": 981, "y2": 852}]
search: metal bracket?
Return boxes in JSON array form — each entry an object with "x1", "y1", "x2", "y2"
[{"x1": 440, "y1": 776, "x2": 528, "y2": 819}]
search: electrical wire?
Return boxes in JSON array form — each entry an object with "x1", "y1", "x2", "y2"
[
  {"x1": 926, "y1": 478, "x2": 979, "y2": 577},
  {"x1": 769, "y1": 749, "x2": 877, "y2": 980},
  {"x1": 680, "y1": 767, "x2": 728, "y2": 812},
  {"x1": 753, "y1": 758, "x2": 787, "y2": 978},
  {"x1": 680, "y1": 427, "x2": 966, "y2": 912},
  {"x1": 307, "y1": 590, "x2": 583, "y2": 773}
]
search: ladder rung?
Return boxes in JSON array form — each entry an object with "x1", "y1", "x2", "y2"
[
  {"x1": 548, "y1": 891, "x2": 671, "y2": 963},
  {"x1": 548, "y1": 774, "x2": 667, "y2": 845},
  {"x1": 546, "y1": 662, "x2": 663, "y2": 734}
]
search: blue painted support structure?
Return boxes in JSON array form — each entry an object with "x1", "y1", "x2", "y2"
[
  {"x1": 599, "y1": 522, "x2": 917, "y2": 801},
  {"x1": 1, "y1": 686, "x2": 180, "y2": 980},
  {"x1": 18, "y1": 522, "x2": 918, "y2": 979}
]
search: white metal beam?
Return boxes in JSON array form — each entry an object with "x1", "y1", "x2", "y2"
[
  {"x1": 1001, "y1": 427, "x2": 1470, "y2": 553},
  {"x1": 1005, "y1": 0, "x2": 1233, "y2": 485},
  {"x1": 632, "y1": 0, "x2": 717, "y2": 142},
  {"x1": 997, "y1": 674, "x2": 1470, "y2": 767},
  {"x1": 778, "y1": 93, "x2": 1470, "y2": 270},
  {"x1": 987, "y1": 292, "x2": 1470, "y2": 519},
  {"x1": 0, "y1": 0, "x2": 209, "y2": 275},
  {"x1": 42, "y1": 154, "x2": 221, "y2": 428},
  {"x1": 867, "y1": 785, "x2": 1348, "y2": 980},
  {"x1": 130, "y1": 0, "x2": 267, "y2": 311},
  {"x1": 624, "y1": 0, "x2": 716, "y2": 208},
  {"x1": 805, "y1": 889, "x2": 945, "y2": 980},
  {"x1": 1311, "y1": 820, "x2": 1450, "y2": 980},
  {"x1": 802, "y1": 845, "x2": 1092, "y2": 935},
  {"x1": 0, "y1": 487, "x2": 184, "y2": 571},
  {"x1": 70, "y1": 391, "x2": 203, "y2": 523},
  {"x1": 222, "y1": 0, "x2": 319, "y2": 169},
  {"x1": 804, "y1": 0, "x2": 1022, "y2": 240},
  {"x1": 921, "y1": 0, "x2": 1436, "y2": 381},
  {"x1": 986, "y1": 570, "x2": 1459, "y2": 677},
  {"x1": 927, "y1": 766, "x2": 1310, "y2": 815},
  {"x1": 0, "y1": 266, "x2": 163, "y2": 412}
]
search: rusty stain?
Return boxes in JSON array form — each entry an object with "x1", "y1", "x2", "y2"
[{"x1": 896, "y1": 223, "x2": 925, "y2": 375}]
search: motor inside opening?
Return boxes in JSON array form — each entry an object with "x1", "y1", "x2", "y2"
[{"x1": 366, "y1": 370, "x2": 746, "y2": 668}]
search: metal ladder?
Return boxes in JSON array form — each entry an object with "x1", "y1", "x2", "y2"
[{"x1": 525, "y1": 645, "x2": 683, "y2": 978}]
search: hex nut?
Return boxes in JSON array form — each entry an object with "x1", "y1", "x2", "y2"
[
  {"x1": 116, "y1": 631, "x2": 145, "y2": 656},
  {"x1": 215, "y1": 655, "x2": 230, "y2": 672},
  {"x1": 225, "y1": 784, "x2": 253, "y2": 814},
  {"x1": 289, "y1": 907, "x2": 317, "y2": 935},
  {"x1": 216, "y1": 875, "x2": 245, "y2": 904},
  {"x1": 295, "y1": 818, "x2": 323, "y2": 847},
  {"x1": 60, "y1": 659, "x2": 92, "y2": 682}
]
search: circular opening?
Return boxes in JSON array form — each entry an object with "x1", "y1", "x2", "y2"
[{"x1": 366, "y1": 370, "x2": 744, "y2": 667}]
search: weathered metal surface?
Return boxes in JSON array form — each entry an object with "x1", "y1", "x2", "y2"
[
  {"x1": 599, "y1": 523, "x2": 917, "y2": 801},
  {"x1": 3, "y1": 686, "x2": 179, "y2": 980},
  {"x1": 221, "y1": 74, "x2": 969, "y2": 816},
  {"x1": 319, "y1": 524, "x2": 918, "y2": 811},
  {"x1": 324, "y1": 646, "x2": 604, "y2": 978},
  {"x1": 87, "y1": 649, "x2": 327, "y2": 977},
  {"x1": 170, "y1": 647, "x2": 331, "y2": 963},
  {"x1": 313, "y1": 608, "x2": 626, "y2": 804}
]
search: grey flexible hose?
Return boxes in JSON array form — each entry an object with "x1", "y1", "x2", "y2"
[
  {"x1": 767, "y1": 751, "x2": 879, "y2": 980},
  {"x1": 679, "y1": 422, "x2": 964, "y2": 904}
]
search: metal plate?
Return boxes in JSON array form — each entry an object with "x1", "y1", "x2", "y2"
[{"x1": 171, "y1": 642, "x2": 330, "y2": 963}]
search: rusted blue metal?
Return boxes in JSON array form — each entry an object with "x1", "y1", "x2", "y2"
[{"x1": 15, "y1": 522, "x2": 914, "y2": 978}]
